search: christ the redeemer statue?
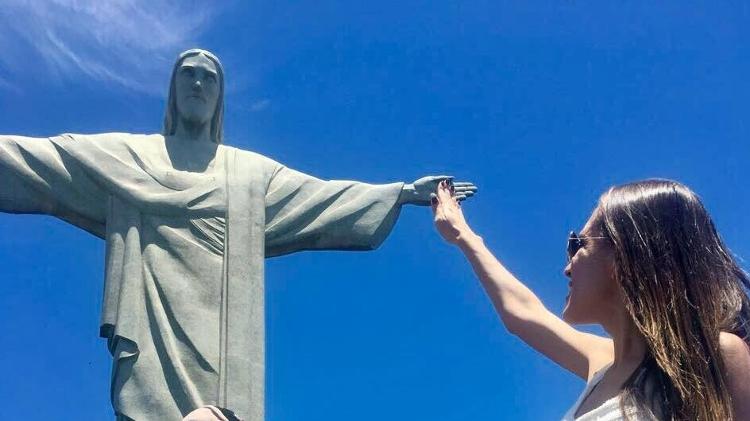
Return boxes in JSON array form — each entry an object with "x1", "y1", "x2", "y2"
[{"x1": 0, "y1": 49, "x2": 477, "y2": 420}]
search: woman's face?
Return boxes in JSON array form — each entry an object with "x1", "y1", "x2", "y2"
[{"x1": 562, "y1": 212, "x2": 620, "y2": 325}]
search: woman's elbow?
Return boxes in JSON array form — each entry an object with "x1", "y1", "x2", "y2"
[{"x1": 500, "y1": 312, "x2": 537, "y2": 337}]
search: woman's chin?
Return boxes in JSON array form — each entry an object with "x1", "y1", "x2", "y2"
[
  {"x1": 562, "y1": 308, "x2": 574, "y2": 323},
  {"x1": 562, "y1": 304, "x2": 572, "y2": 323},
  {"x1": 562, "y1": 297, "x2": 581, "y2": 324}
]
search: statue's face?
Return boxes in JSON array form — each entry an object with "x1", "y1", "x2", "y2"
[{"x1": 174, "y1": 54, "x2": 220, "y2": 127}]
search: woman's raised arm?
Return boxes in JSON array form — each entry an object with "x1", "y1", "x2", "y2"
[{"x1": 431, "y1": 181, "x2": 612, "y2": 380}]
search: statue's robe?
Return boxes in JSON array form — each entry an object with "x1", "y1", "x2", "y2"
[{"x1": 0, "y1": 133, "x2": 403, "y2": 421}]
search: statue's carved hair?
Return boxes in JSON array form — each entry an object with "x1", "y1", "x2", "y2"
[
  {"x1": 592, "y1": 179, "x2": 750, "y2": 420},
  {"x1": 163, "y1": 48, "x2": 225, "y2": 144}
]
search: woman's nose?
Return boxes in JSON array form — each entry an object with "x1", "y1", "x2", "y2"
[{"x1": 563, "y1": 263, "x2": 571, "y2": 278}]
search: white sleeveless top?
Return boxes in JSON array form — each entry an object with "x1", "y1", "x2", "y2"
[{"x1": 560, "y1": 364, "x2": 647, "y2": 421}]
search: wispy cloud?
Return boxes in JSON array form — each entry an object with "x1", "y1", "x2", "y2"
[
  {"x1": 0, "y1": 0, "x2": 222, "y2": 94},
  {"x1": 250, "y1": 99, "x2": 271, "y2": 112}
]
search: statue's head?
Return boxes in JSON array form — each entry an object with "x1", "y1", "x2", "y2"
[{"x1": 163, "y1": 49, "x2": 224, "y2": 144}]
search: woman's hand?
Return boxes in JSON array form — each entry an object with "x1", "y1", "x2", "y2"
[{"x1": 431, "y1": 179, "x2": 475, "y2": 245}]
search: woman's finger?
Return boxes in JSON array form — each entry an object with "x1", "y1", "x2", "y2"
[
  {"x1": 436, "y1": 180, "x2": 453, "y2": 203},
  {"x1": 430, "y1": 175, "x2": 453, "y2": 184}
]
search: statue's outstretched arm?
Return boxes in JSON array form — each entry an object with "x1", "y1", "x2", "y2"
[
  {"x1": 264, "y1": 164, "x2": 405, "y2": 256},
  {"x1": 0, "y1": 135, "x2": 107, "y2": 236},
  {"x1": 398, "y1": 175, "x2": 478, "y2": 206},
  {"x1": 263, "y1": 166, "x2": 478, "y2": 256}
]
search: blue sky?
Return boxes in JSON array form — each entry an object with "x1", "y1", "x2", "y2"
[{"x1": 0, "y1": 1, "x2": 748, "y2": 420}]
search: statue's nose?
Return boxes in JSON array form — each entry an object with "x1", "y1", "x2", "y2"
[{"x1": 192, "y1": 80, "x2": 202, "y2": 91}]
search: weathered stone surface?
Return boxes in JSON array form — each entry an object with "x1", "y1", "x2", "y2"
[{"x1": 0, "y1": 49, "x2": 475, "y2": 421}]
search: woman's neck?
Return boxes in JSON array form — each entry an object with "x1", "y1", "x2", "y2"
[{"x1": 602, "y1": 306, "x2": 648, "y2": 368}]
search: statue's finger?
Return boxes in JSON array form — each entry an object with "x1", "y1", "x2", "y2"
[
  {"x1": 452, "y1": 182, "x2": 475, "y2": 187},
  {"x1": 453, "y1": 185, "x2": 477, "y2": 192},
  {"x1": 454, "y1": 192, "x2": 474, "y2": 199}
]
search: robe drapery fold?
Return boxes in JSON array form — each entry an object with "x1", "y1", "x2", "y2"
[{"x1": 0, "y1": 133, "x2": 404, "y2": 421}]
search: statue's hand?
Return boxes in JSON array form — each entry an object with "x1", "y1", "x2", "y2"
[{"x1": 398, "y1": 175, "x2": 478, "y2": 206}]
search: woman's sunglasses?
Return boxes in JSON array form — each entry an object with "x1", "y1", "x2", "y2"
[{"x1": 567, "y1": 231, "x2": 608, "y2": 262}]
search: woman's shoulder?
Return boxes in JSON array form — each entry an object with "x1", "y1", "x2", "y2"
[
  {"x1": 718, "y1": 331, "x2": 750, "y2": 417},
  {"x1": 719, "y1": 331, "x2": 750, "y2": 364}
]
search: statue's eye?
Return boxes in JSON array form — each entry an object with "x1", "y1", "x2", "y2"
[
  {"x1": 181, "y1": 67, "x2": 195, "y2": 78},
  {"x1": 205, "y1": 73, "x2": 217, "y2": 84}
]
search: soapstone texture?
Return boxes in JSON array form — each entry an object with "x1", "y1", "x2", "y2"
[
  {"x1": 0, "y1": 49, "x2": 403, "y2": 421},
  {"x1": 0, "y1": 132, "x2": 403, "y2": 420},
  {"x1": 0, "y1": 49, "x2": 474, "y2": 421}
]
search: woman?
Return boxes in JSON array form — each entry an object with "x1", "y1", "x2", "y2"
[{"x1": 431, "y1": 179, "x2": 750, "y2": 420}]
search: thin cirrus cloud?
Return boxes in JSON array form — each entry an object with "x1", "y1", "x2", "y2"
[{"x1": 0, "y1": 0, "x2": 222, "y2": 95}]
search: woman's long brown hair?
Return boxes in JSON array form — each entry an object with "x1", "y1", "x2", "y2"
[{"x1": 592, "y1": 179, "x2": 750, "y2": 420}]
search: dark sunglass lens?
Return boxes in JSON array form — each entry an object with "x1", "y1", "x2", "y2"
[{"x1": 567, "y1": 231, "x2": 579, "y2": 260}]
